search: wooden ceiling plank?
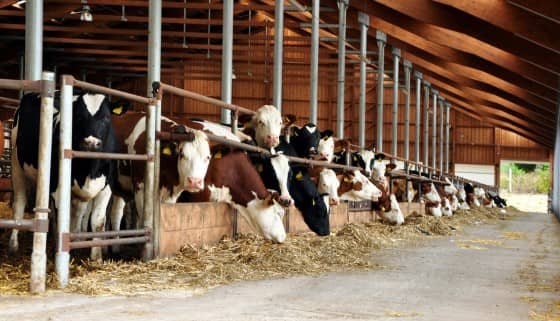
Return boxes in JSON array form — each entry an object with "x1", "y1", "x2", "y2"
[
  {"x1": 0, "y1": 0, "x2": 16, "y2": 9},
  {"x1": 508, "y1": 0, "x2": 560, "y2": 23},
  {"x1": 432, "y1": 0, "x2": 560, "y2": 53},
  {"x1": 370, "y1": 0, "x2": 560, "y2": 76}
]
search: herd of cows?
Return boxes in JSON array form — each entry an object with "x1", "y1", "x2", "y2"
[{"x1": 6, "y1": 90, "x2": 507, "y2": 261}]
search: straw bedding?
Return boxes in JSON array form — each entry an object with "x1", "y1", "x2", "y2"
[{"x1": 0, "y1": 203, "x2": 523, "y2": 296}]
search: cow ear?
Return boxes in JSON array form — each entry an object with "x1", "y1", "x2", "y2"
[
  {"x1": 110, "y1": 99, "x2": 130, "y2": 115},
  {"x1": 162, "y1": 141, "x2": 178, "y2": 156},
  {"x1": 283, "y1": 114, "x2": 297, "y2": 126},
  {"x1": 321, "y1": 129, "x2": 333, "y2": 139}
]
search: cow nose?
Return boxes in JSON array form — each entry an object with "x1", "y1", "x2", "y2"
[
  {"x1": 266, "y1": 135, "x2": 279, "y2": 146},
  {"x1": 319, "y1": 152, "x2": 329, "y2": 159},
  {"x1": 187, "y1": 177, "x2": 203, "y2": 189},
  {"x1": 81, "y1": 137, "x2": 103, "y2": 151}
]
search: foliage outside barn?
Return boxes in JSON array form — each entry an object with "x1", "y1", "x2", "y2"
[{"x1": 500, "y1": 163, "x2": 550, "y2": 194}]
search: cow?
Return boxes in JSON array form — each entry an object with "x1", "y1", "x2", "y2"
[
  {"x1": 380, "y1": 194, "x2": 405, "y2": 225},
  {"x1": 464, "y1": 183, "x2": 478, "y2": 207},
  {"x1": 242, "y1": 105, "x2": 284, "y2": 149},
  {"x1": 10, "y1": 92, "x2": 124, "y2": 260},
  {"x1": 474, "y1": 187, "x2": 494, "y2": 207},
  {"x1": 487, "y1": 190, "x2": 507, "y2": 208},
  {"x1": 179, "y1": 147, "x2": 287, "y2": 243},
  {"x1": 457, "y1": 186, "x2": 471, "y2": 210},
  {"x1": 338, "y1": 170, "x2": 383, "y2": 202},
  {"x1": 393, "y1": 179, "x2": 416, "y2": 203},
  {"x1": 421, "y1": 182, "x2": 443, "y2": 217},
  {"x1": 314, "y1": 167, "x2": 340, "y2": 208},
  {"x1": 316, "y1": 130, "x2": 335, "y2": 162},
  {"x1": 109, "y1": 112, "x2": 212, "y2": 251},
  {"x1": 435, "y1": 184, "x2": 453, "y2": 217}
]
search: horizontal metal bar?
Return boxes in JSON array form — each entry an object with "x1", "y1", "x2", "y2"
[
  {"x1": 0, "y1": 96, "x2": 20, "y2": 104},
  {"x1": 69, "y1": 236, "x2": 150, "y2": 250},
  {"x1": 285, "y1": 6, "x2": 335, "y2": 12},
  {"x1": 320, "y1": 37, "x2": 360, "y2": 42},
  {"x1": 69, "y1": 228, "x2": 150, "y2": 241},
  {"x1": 158, "y1": 131, "x2": 364, "y2": 172},
  {"x1": 64, "y1": 149, "x2": 153, "y2": 161},
  {"x1": 0, "y1": 79, "x2": 41, "y2": 92},
  {"x1": 344, "y1": 50, "x2": 376, "y2": 54},
  {"x1": 65, "y1": 76, "x2": 153, "y2": 105},
  {"x1": 0, "y1": 218, "x2": 48, "y2": 232},
  {"x1": 300, "y1": 23, "x2": 340, "y2": 28}
]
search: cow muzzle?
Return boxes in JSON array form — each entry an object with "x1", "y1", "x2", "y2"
[
  {"x1": 185, "y1": 177, "x2": 204, "y2": 192},
  {"x1": 329, "y1": 198, "x2": 339, "y2": 206},
  {"x1": 266, "y1": 135, "x2": 279, "y2": 147},
  {"x1": 80, "y1": 137, "x2": 103, "y2": 152}
]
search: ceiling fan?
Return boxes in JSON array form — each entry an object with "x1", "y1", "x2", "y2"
[{"x1": 69, "y1": 0, "x2": 93, "y2": 22}]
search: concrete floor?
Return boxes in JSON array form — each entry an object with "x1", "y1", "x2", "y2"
[{"x1": 1, "y1": 211, "x2": 559, "y2": 321}]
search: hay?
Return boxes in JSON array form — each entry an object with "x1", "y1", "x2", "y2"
[
  {"x1": 502, "y1": 232, "x2": 527, "y2": 240},
  {"x1": 0, "y1": 201, "x2": 527, "y2": 296},
  {"x1": 384, "y1": 310, "x2": 422, "y2": 317}
]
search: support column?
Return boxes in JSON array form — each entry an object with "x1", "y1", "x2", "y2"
[
  {"x1": 553, "y1": 81, "x2": 560, "y2": 217},
  {"x1": 309, "y1": 0, "x2": 320, "y2": 124},
  {"x1": 272, "y1": 0, "x2": 284, "y2": 112},
  {"x1": 376, "y1": 31, "x2": 387, "y2": 152},
  {"x1": 431, "y1": 90, "x2": 439, "y2": 173},
  {"x1": 147, "y1": 0, "x2": 161, "y2": 97},
  {"x1": 391, "y1": 47, "x2": 401, "y2": 156},
  {"x1": 439, "y1": 97, "x2": 445, "y2": 173},
  {"x1": 414, "y1": 71, "x2": 422, "y2": 168},
  {"x1": 336, "y1": 0, "x2": 349, "y2": 138},
  {"x1": 221, "y1": 0, "x2": 234, "y2": 124},
  {"x1": 25, "y1": 0, "x2": 43, "y2": 81},
  {"x1": 403, "y1": 60, "x2": 412, "y2": 162},
  {"x1": 358, "y1": 12, "x2": 369, "y2": 148},
  {"x1": 445, "y1": 102, "x2": 451, "y2": 173},
  {"x1": 423, "y1": 81, "x2": 430, "y2": 172}
]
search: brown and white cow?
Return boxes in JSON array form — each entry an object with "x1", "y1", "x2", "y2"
[
  {"x1": 421, "y1": 182, "x2": 443, "y2": 217},
  {"x1": 109, "y1": 112, "x2": 212, "y2": 249},
  {"x1": 180, "y1": 148, "x2": 287, "y2": 243},
  {"x1": 434, "y1": 183, "x2": 453, "y2": 217},
  {"x1": 338, "y1": 170, "x2": 383, "y2": 202}
]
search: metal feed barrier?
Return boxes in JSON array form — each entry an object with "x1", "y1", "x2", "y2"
[{"x1": 55, "y1": 75, "x2": 159, "y2": 288}]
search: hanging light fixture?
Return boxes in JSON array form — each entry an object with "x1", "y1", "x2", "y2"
[{"x1": 80, "y1": 0, "x2": 93, "y2": 22}]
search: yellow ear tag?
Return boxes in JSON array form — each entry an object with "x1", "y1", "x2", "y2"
[
  {"x1": 295, "y1": 171, "x2": 304, "y2": 181},
  {"x1": 353, "y1": 156, "x2": 357, "y2": 161},
  {"x1": 381, "y1": 206, "x2": 385, "y2": 211},
  {"x1": 343, "y1": 177, "x2": 351, "y2": 183},
  {"x1": 312, "y1": 198, "x2": 316, "y2": 206},
  {"x1": 214, "y1": 151, "x2": 222, "y2": 159},
  {"x1": 257, "y1": 164, "x2": 263, "y2": 172},
  {"x1": 112, "y1": 106, "x2": 123, "y2": 115},
  {"x1": 162, "y1": 146, "x2": 172, "y2": 156}
]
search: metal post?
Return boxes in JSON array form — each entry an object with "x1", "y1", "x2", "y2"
[
  {"x1": 143, "y1": 101, "x2": 156, "y2": 261},
  {"x1": 273, "y1": 0, "x2": 284, "y2": 112},
  {"x1": 336, "y1": 0, "x2": 349, "y2": 138},
  {"x1": 431, "y1": 89, "x2": 438, "y2": 173},
  {"x1": 439, "y1": 97, "x2": 444, "y2": 173},
  {"x1": 403, "y1": 60, "x2": 412, "y2": 162},
  {"x1": 147, "y1": 0, "x2": 161, "y2": 97},
  {"x1": 553, "y1": 84, "x2": 560, "y2": 216},
  {"x1": 19, "y1": 54, "x2": 24, "y2": 98},
  {"x1": 153, "y1": 95, "x2": 161, "y2": 257},
  {"x1": 55, "y1": 75, "x2": 73, "y2": 288},
  {"x1": 414, "y1": 71, "x2": 422, "y2": 169},
  {"x1": 309, "y1": 0, "x2": 320, "y2": 124},
  {"x1": 376, "y1": 31, "x2": 387, "y2": 152},
  {"x1": 391, "y1": 47, "x2": 401, "y2": 156},
  {"x1": 358, "y1": 12, "x2": 369, "y2": 148},
  {"x1": 423, "y1": 81, "x2": 430, "y2": 173},
  {"x1": 30, "y1": 71, "x2": 54, "y2": 293},
  {"x1": 221, "y1": 0, "x2": 233, "y2": 124},
  {"x1": 25, "y1": 0, "x2": 43, "y2": 81},
  {"x1": 445, "y1": 102, "x2": 451, "y2": 173}
]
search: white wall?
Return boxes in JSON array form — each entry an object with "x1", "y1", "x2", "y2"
[{"x1": 455, "y1": 164, "x2": 495, "y2": 186}]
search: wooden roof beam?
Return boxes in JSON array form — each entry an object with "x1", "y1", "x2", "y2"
[
  {"x1": 432, "y1": 0, "x2": 560, "y2": 53},
  {"x1": 370, "y1": 0, "x2": 560, "y2": 76},
  {"x1": 508, "y1": 0, "x2": 560, "y2": 23}
]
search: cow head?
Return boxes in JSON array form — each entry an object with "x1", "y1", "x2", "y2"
[
  {"x1": 243, "y1": 191, "x2": 287, "y2": 243},
  {"x1": 290, "y1": 123, "x2": 322, "y2": 158},
  {"x1": 316, "y1": 130, "x2": 335, "y2": 162},
  {"x1": 252, "y1": 105, "x2": 283, "y2": 149},
  {"x1": 381, "y1": 194, "x2": 404, "y2": 225},
  {"x1": 339, "y1": 170, "x2": 382, "y2": 201},
  {"x1": 444, "y1": 177, "x2": 458, "y2": 195},
  {"x1": 72, "y1": 93, "x2": 127, "y2": 153},
  {"x1": 164, "y1": 126, "x2": 211, "y2": 192},
  {"x1": 441, "y1": 197, "x2": 453, "y2": 216},
  {"x1": 268, "y1": 153, "x2": 294, "y2": 206},
  {"x1": 317, "y1": 168, "x2": 340, "y2": 206},
  {"x1": 358, "y1": 150, "x2": 375, "y2": 176}
]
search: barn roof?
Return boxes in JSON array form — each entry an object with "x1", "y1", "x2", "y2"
[{"x1": 0, "y1": 0, "x2": 557, "y2": 148}]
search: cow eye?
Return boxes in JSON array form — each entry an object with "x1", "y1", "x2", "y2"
[
  {"x1": 205, "y1": 155, "x2": 211, "y2": 162},
  {"x1": 258, "y1": 120, "x2": 264, "y2": 126}
]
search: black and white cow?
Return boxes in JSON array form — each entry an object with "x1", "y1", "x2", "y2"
[{"x1": 9, "y1": 92, "x2": 124, "y2": 260}]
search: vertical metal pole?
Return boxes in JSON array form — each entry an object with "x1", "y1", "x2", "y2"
[
  {"x1": 272, "y1": 0, "x2": 284, "y2": 113},
  {"x1": 376, "y1": 31, "x2": 387, "y2": 152},
  {"x1": 431, "y1": 89, "x2": 438, "y2": 173},
  {"x1": 309, "y1": 0, "x2": 320, "y2": 124},
  {"x1": 19, "y1": 54, "x2": 24, "y2": 98},
  {"x1": 403, "y1": 60, "x2": 412, "y2": 162},
  {"x1": 221, "y1": 0, "x2": 233, "y2": 124},
  {"x1": 439, "y1": 97, "x2": 444, "y2": 173},
  {"x1": 30, "y1": 71, "x2": 54, "y2": 293},
  {"x1": 336, "y1": 0, "x2": 349, "y2": 139},
  {"x1": 25, "y1": 0, "x2": 43, "y2": 81},
  {"x1": 358, "y1": 12, "x2": 369, "y2": 148},
  {"x1": 55, "y1": 75, "x2": 73, "y2": 289},
  {"x1": 445, "y1": 102, "x2": 451, "y2": 174},
  {"x1": 553, "y1": 83, "x2": 560, "y2": 216},
  {"x1": 143, "y1": 101, "x2": 156, "y2": 261},
  {"x1": 147, "y1": 0, "x2": 161, "y2": 97},
  {"x1": 391, "y1": 47, "x2": 401, "y2": 156},
  {"x1": 153, "y1": 95, "x2": 161, "y2": 257},
  {"x1": 414, "y1": 71, "x2": 422, "y2": 169},
  {"x1": 423, "y1": 81, "x2": 430, "y2": 173}
]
